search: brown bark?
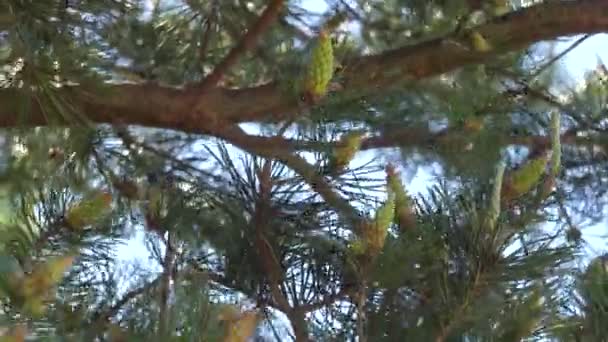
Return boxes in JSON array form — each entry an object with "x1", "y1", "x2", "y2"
[
  {"x1": 253, "y1": 160, "x2": 314, "y2": 340},
  {"x1": 253, "y1": 160, "x2": 290, "y2": 309},
  {"x1": 289, "y1": 310, "x2": 310, "y2": 342},
  {"x1": 0, "y1": 1, "x2": 606, "y2": 137}
]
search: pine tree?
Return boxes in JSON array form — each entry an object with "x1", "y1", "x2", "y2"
[{"x1": 0, "y1": 0, "x2": 607, "y2": 341}]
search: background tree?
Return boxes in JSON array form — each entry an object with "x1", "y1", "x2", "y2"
[{"x1": 0, "y1": 0, "x2": 607, "y2": 341}]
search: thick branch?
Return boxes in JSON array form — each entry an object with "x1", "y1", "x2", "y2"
[
  {"x1": 227, "y1": 0, "x2": 608, "y2": 123},
  {"x1": 1, "y1": 1, "x2": 607, "y2": 133}
]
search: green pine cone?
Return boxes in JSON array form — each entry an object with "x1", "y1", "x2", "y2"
[
  {"x1": 385, "y1": 164, "x2": 414, "y2": 228},
  {"x1": 509, "y1": 156, "x2": 548, "y2": 197},
  {"x1": 365, "y1": 190, "x2": 396, "y2": 254},
  {"x1": 65, "y1": 191, "x2": 112, "y2": 229},
  {"x1": 304, "y1": 30, "x2": 334, "y2": 99},
  {"x1": 348, "y1": 239, "x2": 366, "y2": 256},
  {"x1": 328, "y1": 131, "x2": 365, "y2": 174},
  {"x1": 375, "y1": 190, "x2": 396, "y2": 232}
]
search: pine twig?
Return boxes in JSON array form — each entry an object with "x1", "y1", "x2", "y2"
[
  {"x1": 356, "y1": 282, "x2": 367, "y2": 342},
  {"x1": 215, "y1": 124, "x2": 362, "y2": 227},
  {"x1": 295, "y1": 286, "x2": 354, "y2": 314},
  {"x1": 253, "y1": 159, "x2": 291, "y2": 310},
  {"x1": 530, "y1": 34, "x2": 591, "y2": 80},
  {"x1": 197, "y1": 1, "x2": 219, "y2": 68},
  {"x1": 435, "y1": 270, "x2": 482, "y2": 342},
  {"x1": 158, "y1": 232, "x2": 176, "y2": 337},
  {"x1": 196, "y1": 0, "x2": 285, "y2": 93},
  {"x1": 88, "y1": 275, "x2": 163, "y2": 335}
]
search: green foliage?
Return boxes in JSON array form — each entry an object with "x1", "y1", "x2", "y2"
[
  {"x1": 350, "y1": 189, "x2": 395, "y2": 259},
  {"x1": 579, "y1": 255, "x2": 608, "y2": 338},
  {"x1": 374, "y1": 190, "x2": 396, "y2": 233},
  {"x1": 326, "y1": 130, "x2": 365, "y2": 175},
  {"x1": 484, "y1": 161, "x2": 505, "y2": 232},
  {"x1": 386, "y1": 164, "x2": 416, "y2": 229},
  {"x1": 65, "y1": 191, "x2": 112, "y2": 229},
  {"x1": 470, "y1": 31, "x2": 492, "y2": 52},
  {"x1": 507, "y1": 155, "x2": 548, "y2": 198},
  {"x1": 0, "y1": 1, "x2": 604, "y2": 341},
  {"x1": 363, "y1": 182, "x2": 574, "y2": 341}
]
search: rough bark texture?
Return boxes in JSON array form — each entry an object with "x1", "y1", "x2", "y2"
[{"x1": 0, "y1": 1, "x2": 607, "y2": 143}]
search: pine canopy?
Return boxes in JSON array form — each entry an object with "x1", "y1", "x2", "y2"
[{"x1": 0, "y1": 0, "x2": 608, "y2": 341}]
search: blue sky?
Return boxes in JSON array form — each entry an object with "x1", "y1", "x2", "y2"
[{"x1": 560, "y1": 34, "x2": 608, "y2": 78}]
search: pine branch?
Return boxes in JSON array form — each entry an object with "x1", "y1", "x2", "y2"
[
  {"x1": 215, "y1": 125, "x2": 362, "y2": 227},
  {"x1": 2, "y1": 1, "x2": 608, "y2": 134},
  {"x1": 435, "y1": 270, "x2": 483, "y2": 342},
  {"x1": 495, "y1": 67, "x2": 577, "y2": 113},
  {"x1": 195, "y1": 0, "x2": 285, "y2": 93},
  {"x1": 252, "y1": 159, "x2": 292, "y2": 312},
  {"x1": 530, "y1": 34, "x2": 591, "y2": 79},
  {"x1": 198, "y1": 17, "x2": 215, "y2": 72},
  {"x1": 89, "y1": 275, "x2": 163, "y2": 328},
  {"x1": 201, "y1": 117, "x2": 579, "y2": 159},
  {"x1": 295, "y1": 285, "x2": 354, "y2": 314},
  {"x1": 112, "y1": 127, "x2": 221, "y2": 182}
]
